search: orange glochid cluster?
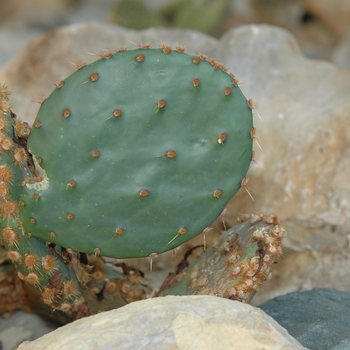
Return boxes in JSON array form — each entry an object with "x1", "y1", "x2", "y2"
[
  {"x1": 208, "y1": 58, "x2": 224, "y2": 70},
  {"x1": 177, "y1": 227, "x2": 187, "y2": 235},
  {"x1": 23, "y1": 253, "x2": 39, "y2": 270},
  {"x1": 116, "y1": 46, "x2": 127, "y2": 52},
  {"x1": 99, "y1": 51, "x2": 113, "y2": 59},
  {"x1": 67, "y1": 180, "x2": 76, "y2": 187},
  {"x1": 0, "y1": 183, "x2": 8, "y2": 198},
  {"x1": 1, "y1": 201, "x2": 19, "y2": 220},
  {"x1": 166, "y1": 151, "x2": 177, "y2": 159},
  {"x1": 63, "y1": 109, "x2": 71, "y2": 118},
  {"x1": 0, "y1": 137, "x2": 13, "y2": 152},
  {"x1": 24, "y1": 272, "x2": 41, "y2": 287},
  {"x1": 218, "y1": 133, "x2": 226, "y2": 144},
  {"x1": 94, "y1": 248, "x2": 101, "y2": 256},
  {"x1": 54, "y1": 80, "x2": 64, "y2": 89},
  {"x1": 175, "y1": 45, "x2": 185, "y2": 53},
  {"x1": 138, "y1": 42, "x2": 151, "y2": 49},
  {"x1": 232, "y1": 78, "x2": 240, "y2": 86},
  {"x1": 247, "y1": 99, "x2": 254, "y2": 109},
  {"x1": 241, "y1": 177, "x2": 254, "y2": 202},
  {"x1": 7, "y1": 250, "x2": 22, "y2": 263},
  {"x1": 157, "y1": 99, "x2": 166, "y2": 110},
  {"x1": 192, "y1": 78, "x2": 200, "y2": 87},
  {"x1": 91, "y1": 150, "x2": 100, "y2": 158},
  {"x1": 193, "y1": 57, "x2": 200, "y2": 64},
  {"x1": 90, "y1": 73, "x2": 99, "y2": 82},
  {"x1": 113, "y1": 109, "x2": 122, "y2": 117},
  {"x1": 161, "y1": 43, "x2": 172, "y2": 54},
  {"x1": 2, "y1": 226, "x2": 18, "y2": 247},
  {"x1": 14, "y1": 147, "x2": 28, "y2": 167},
  {"x1": 0, "y1": 115, "x2": 8, "y2": 132},
  {"x1": 42, "y1": 287, "x2": 56, "y2": 304},
  {"x1": 213, "y1": 189, "x2": 222, "y2": 198},
  {"x1": 0, "y1": 165, "x2": 13, "y2": 184},
  {"x1": 62, "y1": 280, "x2": 79, "y2": 299},
  {"x1": 71, "y1": 61, "x2": 87, "y2": 70},
  {"x1": 250, "y1": 127, "x2": 262, "y2": 151},
  {"x1": 139, "y1": 189, "x2": 149, "y2": 197},
  {"x1": 135, "y1": 54, "x2": 145, "y2": 63},
  {"x1": 115, "y1": 227, "x2": 124, "y2": 235}
]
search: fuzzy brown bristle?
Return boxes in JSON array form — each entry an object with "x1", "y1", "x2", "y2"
[
  {"x1": 42, "y1": 256, "x2": 58, "y2": 275},
  {"x1": 8, "y1": 250, "x2": 22, "y2": 263},
  {"x1": 1, "y1": 227, "x2": 18, "y2": 247},
  {"x1": 25, "y1": 272, "x2": 41, "y2": 287},
  {"x1": 23, "y1": 253, "x2": 39, "y2": 270},
  {"x1": 62, "y1": 280, "x2": 79, "y2": 300}
]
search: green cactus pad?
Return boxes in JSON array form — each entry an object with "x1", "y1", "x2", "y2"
[
  {"x1": 0, "y1": 109, "x2": 84, "y2": 314},
  {"x1": 20, "y1": 48, "x2": 253, "y2": 258}
]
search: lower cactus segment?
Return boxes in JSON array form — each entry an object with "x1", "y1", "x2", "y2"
[
  {"x1": 1, "y1": 206, "x2": 284, "y2": 320},
  {"x1": 0, "y1": 96, "x2": 86, "y2": 315},
  {"x1": 159, "y1": 214, "x2": 284, "y2": 302}
]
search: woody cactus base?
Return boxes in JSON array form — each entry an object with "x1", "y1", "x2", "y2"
[
  {"x1": 160, "y1": 214, "x2": 284, "y2": 303},
  {"x1": 0, "y1": 44, "x2": 282, "y2": 318},
  {"x1": 0, "y1": 213, "x2": 284, "y2": 321}
]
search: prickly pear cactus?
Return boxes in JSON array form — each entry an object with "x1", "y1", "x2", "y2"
[
  {"x1": 19, "y1": 46, "x2": 253, "y2": 258},
  {"x1": 0, "y1": 87, "x2": 87, "y2": 315},
  {"x1": 0, "y1": 44, "x2": 260, "y2": 316},
  {"x1": 159, "y1": 214, "x2": 285, "y2": 302}
]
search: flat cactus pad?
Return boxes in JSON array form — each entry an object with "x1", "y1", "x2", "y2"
[{"x1": 19, "y1": 47, "x2": 253, "y2": 258}]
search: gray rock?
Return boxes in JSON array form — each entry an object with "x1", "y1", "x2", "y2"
[
  {"x1": 331, "y1": 28, "x2": 350, "y2": 69},
  {"x1": 213, "y1": 24, "x2": 350, "y2": 305},
  {"x1": 0, "y1": 311, "x2": 59, "y2": 350},
  {"x1": 259, "y1": 288, "x2": 350, "y2": 350},
  {"x1": 18, "y1": 295, "x2": 305, "y2": 350}
]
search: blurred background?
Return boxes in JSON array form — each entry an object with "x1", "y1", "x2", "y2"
[{"x1": 0, "y1": 0, "x2": 349, "y2": 69}]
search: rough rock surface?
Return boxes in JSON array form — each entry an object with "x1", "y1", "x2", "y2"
[
  {"x1": 18, "y1": 295, "x2": 305, "y2": 350},
  {"x1": 216, "y1": 24, "x2": 350, "y2": 305},
  {"x1": 298, "y1": 0, "x2": 350, "y2": 38},
  {"x1": 0, "y1": 311, "x2": 59, "y2": 350},
  {"x1": 259, "y1": 288, "x2": 350, "y2": 350},
  {"x1": 0, "y1": 21, "x2": 349, "y2": 304},
  {"x1": 332, "y1": 28, "x2": 350, "y2": 69}
]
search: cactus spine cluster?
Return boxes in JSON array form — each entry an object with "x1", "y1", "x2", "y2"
[
  {"x1": 0, "y1": 87, "x2": 86, "y2": 314},
  {"x1": 0, "y1": 44, "x2": 273, "y2": 316},
  {"x1": 160, "y1": 214, "x2": 284, "y2": 302}
]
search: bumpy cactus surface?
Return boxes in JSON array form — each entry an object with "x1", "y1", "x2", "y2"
[
  {"x1": 0, "y1": 45, "x2": 261, "y2": 316},
  {"x1": 0, "y1": 101, "x2": 85, "y2": 313},
  {"x1": 20, "y1": 47, "x2": 253, "y2": 258},
  {"x1": 0, "y1": 213, "x2": 284, "y2": 323},
  {"x1": 159, "y1": 214, "x2": 284, "y2": 303}
]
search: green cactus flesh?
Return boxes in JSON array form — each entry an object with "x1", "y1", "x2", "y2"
[
  {"x1": 18, "y1": 48, "x2": 252, "y2": 258},
  {"x1": 0, "y1": 107, "x2": 84, "y2": 314},
  {"x1": 159, "y1": 214, "x2": 284, "y2": 303}
]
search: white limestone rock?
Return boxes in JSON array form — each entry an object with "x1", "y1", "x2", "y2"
[{"x1": 18, "y1": 295, "x2": 306, "y2": 350}]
